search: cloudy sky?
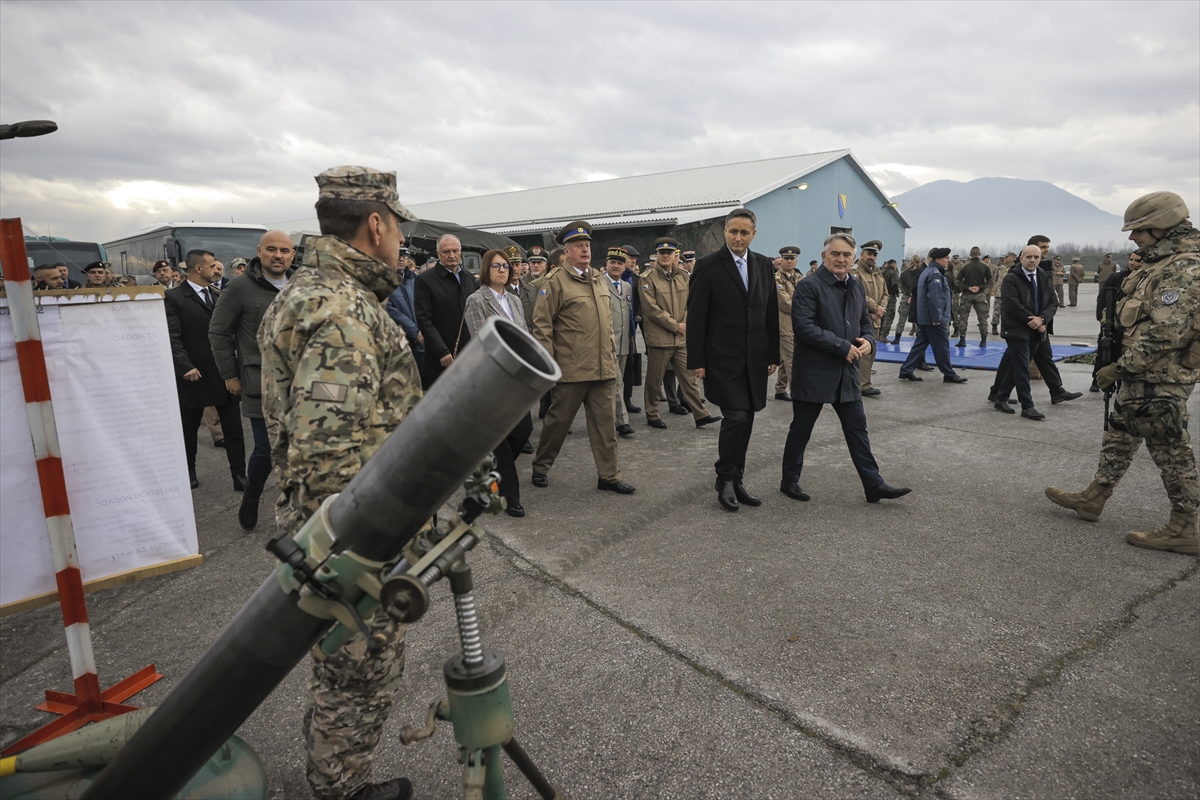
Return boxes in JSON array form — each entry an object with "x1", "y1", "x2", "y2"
[{"x1": 1, "y1": 0, "x2": 1197, "y2": 243}]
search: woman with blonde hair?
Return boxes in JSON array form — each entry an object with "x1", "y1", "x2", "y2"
[{"x1": 463, "y1": 249, "x2": 534, "y2": 517}]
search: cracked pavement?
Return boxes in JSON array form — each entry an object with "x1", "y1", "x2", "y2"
[{"x1": 1, "y1": 284, "x2": 1197, "y2": 799}]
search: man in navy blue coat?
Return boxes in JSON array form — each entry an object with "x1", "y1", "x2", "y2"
[
  {"x1": 898, "y1": 247, "x2": 968, "y2": 383},
  {"x1": 780, "y1": 233, "x2": 910, "y2": 504}
]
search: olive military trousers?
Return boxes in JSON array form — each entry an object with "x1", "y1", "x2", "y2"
[
  {"x1": 645, "y1": 346, "x2": 708, "y2": 422},
  {"x1": 534, "y1": 379, "x2": 620, "y2": 481}
]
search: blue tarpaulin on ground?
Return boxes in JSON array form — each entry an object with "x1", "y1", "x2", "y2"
[{"x1": 873, "y1": 337, "x2": 1095, "y2": 371}]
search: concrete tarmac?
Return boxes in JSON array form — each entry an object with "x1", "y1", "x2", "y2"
[{"x1": 2, "y1": 283, "x2": 1197, "y2": 799}]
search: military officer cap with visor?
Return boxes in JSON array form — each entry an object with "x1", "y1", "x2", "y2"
[
  {"x1": 315, "y1": 165, "x2": 417, "y2": 222},
  {"x1": 606, "y1": 247, "x2": 628, "y2": 263},
  {"x1": 504, "y1": 244, "x2": 524, "y2": 264},
  {"x1": 653, "y1": 236, "x2": 681, "y2": 253},
  {"x1": 681, "y1": 250, "x2": 696, "y2": 262},
  {"x1": 860, "y1": 240, "x2": 883, "y2": 253},
  {"x1": 556, "y1": 220, "x2": 592, "y2": 245},
  {"x1": 779, "y1": 246, "x2": 801, "y2": 257},
  {"x1": 526, "y1": 245, "x2": 548, "y2": 263},
  {"x1": 622, "y1": 244, "x2": 641, "y2": 259}
]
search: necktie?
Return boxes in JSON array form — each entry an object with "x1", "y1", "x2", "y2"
[
  {"x1": 202, "y1": 287, "x2": 213, "y2": 309},
  {"x1": 735, "y1": 256, "x2": 748, "y2": 290},
  {"x1": 1028, "y1": 273, "x2": 1038, "y2": 314}
]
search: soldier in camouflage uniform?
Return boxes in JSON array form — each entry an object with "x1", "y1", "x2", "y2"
[
  {"x1": 991, "y1": 252, "x2": 1016, "y2": 335},
  {"x1": 774, "y1": 246, "x2": 800, "y2": 400},
  {"x1": 1046, "y1": 192, "x2": 1199, "y2": 556},
  {"x1": 260, "y1": 166, "x2": 421, "y2": 800},
  {"x1": 954, "y1": 246, "x2": 993, "y2": 346}
]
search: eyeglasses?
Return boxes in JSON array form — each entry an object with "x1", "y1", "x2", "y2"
[{"x1": 489, "y1": 263, "x2": 509, "y2": 271}]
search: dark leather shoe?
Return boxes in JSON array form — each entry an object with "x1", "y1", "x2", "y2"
[
  {"x1": 865, "y1": 483, "x2": 912, "y2": 503},
  {"x1": 1089, "y1": 381, "x2": 1100, "y2": 393},
  {"x1": 695, "y1": 415, "x2": 722, "y2": 428},
  {"x1": 521, "y1": 441, "x2": 534, "y2": 454},
  {"x1": 238, "y1": 493, "x2": 260, "y2": 531},
  {"x1": 862, "y1": 387, "x2": 882, "y2": 396},
  {"x1": 668, "y1": 404, "x2": 689, "y2": 416},
  {"x1": 1051, "y1": 391, "x2": 1083, "y2": 404},
  {"x1": 779, "y1": 480, "x2": 810, "y2": 501},
  {"x1": 232, "y1": 474, "x2": 247, "y2": 492},
  {"x1": 774, "y1": 392, "x2": 792, "y2": 401},
  {"x1": 717, "y1": 480, "x2": 739, "y2": 511},
  {"x1": 189, "y1": 472, "x2": 199, "y2": 490},
  {"x1": 944, "y1": 374, "x2": 968, "y2": 384},
  {"x1": 647, "y1": 418, "x2": 667, "y2": 429},
  {"x1": 532, "y1": 471, "x2": 548, "y2": 488},
  {"x1": 898, "y1": 373, "x2": 923, "y2": 381},
  {"x1": 993, "y1": 400, "x2": 1016, "y2": 414},
  {"x1": 617, "y1": 424, "x2": 635, "y2": 437},
  {"x1": 214, "y1": 439, "x2": 225, "y2": 449},
  {"x1": 505, "y1": 502, "x2": 525, "y2": 518},
  {"x1": 733, "y1": 482, "x2": 762, "y2": 506},
  {"x1": 625, "y1": 403, "x2": 642, "y2": 414},
  {"x1": 597, "y1": 478, "x2": 636, "y2": 494},
  {"x1": 917, "y1": 363, "x2": 935, "y2": 371},
  {"x1": 348, "y1": 777, "x2": 413, "y2": 800},
  {"x1": 1021, "y1": 407, "x2": 1046, "y2": 421}
]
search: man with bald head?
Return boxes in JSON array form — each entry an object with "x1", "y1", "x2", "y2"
[
  {"x1": 209, "y1": 229, "x2": 296, "y2": 530},
  {"x1": 991, "y1": 245, "x2": 1059, "y2": 420},
  {"x1": 415, "y1": 233, "x2": 478, "y2": 387}
]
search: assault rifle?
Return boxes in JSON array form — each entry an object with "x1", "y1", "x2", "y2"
[{"x1": 1096, "y1": 283, "x2": 1122, "y2": 430}]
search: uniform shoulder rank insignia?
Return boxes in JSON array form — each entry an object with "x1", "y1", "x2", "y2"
[{"x1": 1161, "y1": 290, "x2": 1179, "y2": 305}]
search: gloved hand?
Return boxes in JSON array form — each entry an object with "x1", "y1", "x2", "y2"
[{"x1": 1095, "y1": 364, "x2": 1122, "y2": 391}]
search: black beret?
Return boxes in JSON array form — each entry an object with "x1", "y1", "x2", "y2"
[{"x1": 928, "y1": 247, "x2": 951, "y2": 259}]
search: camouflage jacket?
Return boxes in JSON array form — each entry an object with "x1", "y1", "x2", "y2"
[
  {"x1": 1115, "y1": 220, "x2": 1200, "y2": 392},
  {"x1": 259, "y1": 235, "x2": 422, "y2": 535}
]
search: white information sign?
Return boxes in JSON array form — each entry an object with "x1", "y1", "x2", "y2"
[{"x1": 1, "y1": 291, "x2": 199, "y2": 611}]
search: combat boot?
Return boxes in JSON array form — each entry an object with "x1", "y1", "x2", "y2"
[
  {"x1": 1126, "y1": 510, "x2": 1199, "y2": 556},
  {"x1": 1045, "y1": 481, "x2": 1112, "y2": 522},
  {"x1": 955, "y1": 336, "x2": 966, "y2": 348}
]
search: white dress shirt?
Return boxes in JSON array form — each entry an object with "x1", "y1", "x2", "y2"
[
  {"x1": 488, "y1": 286, "x2": 515, "y2": 320},
  {"x1": 187, "y1": 279, "x2": 214, "y2": 307}
]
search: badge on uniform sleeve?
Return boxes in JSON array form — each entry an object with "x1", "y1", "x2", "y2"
[
  {"x1": 311, "y1": 381, "x2": 349, "y2": 403},
  {"x1": 1161, "y1": 290, "x2": 1180, "y2": 305}
]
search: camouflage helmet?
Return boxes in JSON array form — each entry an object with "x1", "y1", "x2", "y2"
[{"x1": 1122, "y1": 191, "x2": 1189, "y2": 231}]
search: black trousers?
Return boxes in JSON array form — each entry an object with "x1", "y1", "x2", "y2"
[
  {"x1": 181, "y1": 402, "x2": 245, "y2": 477},
  {"x1": 781, "y1": 400, "x2": 882, "y2": 489},
  {"x1": 989, "y1": 333, "x2": 1063, "y2": 397},
  {"x1": 995, "y1": 337, "x2": 1035, "y2": 409},
  {"x1": 622, "y1": 353, "x2": 638, "y2": 408},
  {"x1": 494, "y1": 412, "x2": 533, "y2": 504},
  {"x1": 715, "y1": 408, "x2": 754, "y2": 482}
]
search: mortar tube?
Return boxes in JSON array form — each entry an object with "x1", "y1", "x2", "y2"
[{"x1": 82, "y1": 318, "x2": 559, "y2": 799}]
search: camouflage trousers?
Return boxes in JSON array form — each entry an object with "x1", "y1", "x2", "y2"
[
  {"x1": 892, "y1": 295, "x2": 912, "y2": 340},
  {"x1": 304, "y1": 610, "x2": 407, "y2": 800},
  {"x1": 1095, "y1": 382, "x2": 1198, "y2": 514},
  {"x1": 879, "y1": 296, "x2": 898, "y2": 342},
  {"x1": 954, "y1": 294, "x2": 991, "y2": 339},
  {"x1": 990, "y1": 292, "x2": 1002, "y2": 329}
]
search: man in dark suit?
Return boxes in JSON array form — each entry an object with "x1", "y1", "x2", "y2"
[
  {"x1": 781, "y1": 233, "x2": 910, "y2": 504},
  {"x1": 414, "y1": 234, "x2": 478, "y2": 388},
  {"x1": 687, "y1": 208, "x2": 780, "y2": 511},
  {"x1": 165, "y1": 249, "x2": 246, "y2": 490},
  {"x1": 991, "y1": 244, "x2": 1061, "y2": 420}
]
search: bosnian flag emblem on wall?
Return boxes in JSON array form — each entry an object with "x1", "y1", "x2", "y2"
[{"x1": 837, "y1": 194, "x2": 848, "y2": 219}]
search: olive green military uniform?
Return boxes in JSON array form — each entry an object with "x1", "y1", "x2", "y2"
[
  {"x1": 1068, "y1": 258, "x2": 1086, "y2": 306},
  {"x1": 1096, "y1": 256, "x2": 1117, "y2": 284},
  {"x1": 1052, "y1": 260, "x2": 1066, "y2": 306},
  {"x1": 639, "y1": 263, "x2": 710, "y2": 422},
  {"x1": 774, "y1": 268, "x2": 799, "y2": 395},
  {"x1": 260, "y1": 167, "x2": 423, "y2": 800},
  {"x1": 532, "y1": 264, "x2": 622, "y2": 481},
  {"x1": 851, "y1": 256, "x2": 888, "y2": 391},
  {"x1": 879, "y1": 260, "x2": 900, "y2": 338}
]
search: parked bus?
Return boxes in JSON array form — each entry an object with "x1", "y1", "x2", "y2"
[
  {"x1": 102, "y1": 223, "x2": 267, "y2": 277},
  {"x1": 24, "y1": 237, "x2": 108, "y2": 285}
]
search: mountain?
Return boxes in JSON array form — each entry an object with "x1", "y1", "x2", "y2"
[{"x1": 893, "y1": 177, "x2": 1129, "y2": 253}]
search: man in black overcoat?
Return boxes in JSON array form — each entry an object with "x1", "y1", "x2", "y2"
[
  {"x1": 165, "y1": 249, "x2": 246, "y2": 490},
  {"x1": 780, "y1": 233, "x2": 910, "y2": 504},
  {"x1": 414, "y1": 234, "x2": 479, "y2": 388},
  {"x1": 687, "y1": 209, "x2": 780, "y2": 511}
]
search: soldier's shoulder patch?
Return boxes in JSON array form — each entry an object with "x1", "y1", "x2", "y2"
[
  {"x1": 1161, "y1": 290, "x2": 1179, "y2": 305},
  {"x1": 311, "y1": 381, "x2": 349, "y2": 403},
  {"x1": 539, "y1": 288, "x2": 547, "y2": 295}
]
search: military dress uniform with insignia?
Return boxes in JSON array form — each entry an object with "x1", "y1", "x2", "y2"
[
  {"x1": 1068, "y1": 256, "x2": 1086, "y2": 306},
  {"x1": 521, "y1": 246, "x2": 548, "y2": 328},
  {"x1": 774, "y1": 246, "x2": 801, "y2": 399},
  {"x1": 1047, "y1": 192, "x2": 1200, "y2": 556},
  {"x1": 259, "y1": 166, "x2": 422, "y2": 800},
  {"x1": 531, "y1": 221, "x2": 633, "y2": 492},
  {"x1": 850, "y1": 240, "x2": 889, "y2": 396},
  {"x1": 639, "y1": 237, "x2": 716, "y2": 427},
  {"x1": 603, "y1": 247, "x2": 636, "y2": 435}
]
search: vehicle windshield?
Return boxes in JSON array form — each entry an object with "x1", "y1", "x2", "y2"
[
  {"x1": 175, "y1": 228, "x2": 265, "y2": 267},
  {"x1": 25, "y1": 241, "x2": 104, "y2": 273}
]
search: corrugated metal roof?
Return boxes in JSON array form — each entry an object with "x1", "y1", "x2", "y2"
[
  {"x1": 480, "y1": 206, "x2": 744, "y2": 236},
  {"x1": 409, "y1": 150, "x2": 856, "y2": 229}
]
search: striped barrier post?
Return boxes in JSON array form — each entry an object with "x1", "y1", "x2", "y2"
[{"x1": 0, "y1": 218, "x2": 162, "y2": 756}]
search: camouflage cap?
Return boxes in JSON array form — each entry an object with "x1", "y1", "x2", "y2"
[
  {"x1": 315, "y1": 166, "x2": 417, "y2": 222},
  {"x1": 229, "y1": 257, "x2": 249, "y2": 269}
]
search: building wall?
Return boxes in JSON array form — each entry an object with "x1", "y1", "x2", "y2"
[{"x1": 745, "y1": 157, "x2": 907, "y2": 270}]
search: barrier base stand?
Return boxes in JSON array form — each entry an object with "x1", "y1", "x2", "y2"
[{"x1": 2, "y1": 665, "x2": 163, "y2": 756}]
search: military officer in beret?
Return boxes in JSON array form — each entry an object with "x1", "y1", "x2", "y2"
[
  {"x1": 774, "y1": 246, "x2": 801, "y2": 400},
  {"x1": 83, "y1": 260, "x2": 110, "y2": 288},
  {"x1": 851, "y1": 240, "x2": 889, "y2": 396},
  {"x1": 531, "y1": 221, "x2": 635, "y2": 494},
  {"x1": 639, "y1": 236, "x2": 720, "y2": 429}
]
